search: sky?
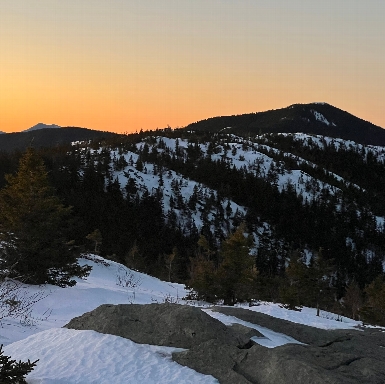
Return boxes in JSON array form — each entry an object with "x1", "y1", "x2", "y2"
[{"x1": 0, "y1": 0, "x2": 384, "y2": 134}]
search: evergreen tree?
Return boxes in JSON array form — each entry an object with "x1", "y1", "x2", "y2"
[
  {"x1": 280, "y1": 250, "x2": 307, "y2": 310},
  {"x1": 282, "y1": 248, "x2": 335, "y2": 314},
  {"x1": 0, "y1": 148, "x2": 91, "y2": 286},
  {"x1": 343, "y1": 281, "x2": 363, "y2": 320},
  {"x1": 361, "y1": 276, "x2": 385, "y2": 325},
  {"x1": 216, "y1": 223, "x2": 257, "y2": 305},
  {"x1": 188, "y1": 254, "x2": 217, "y2": 301},
  {"x1": 0, "y1": 344, "x2": 38, "y2": 383}
]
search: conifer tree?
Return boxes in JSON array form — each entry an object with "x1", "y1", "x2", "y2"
[
  {"x1": 188, "y1": 253, "x2": 217, "y2": 302},
  {"x1": 0, "y1": 344, "x2": 38, "y2": 383},
  {"x1": 361, "y1": 276, "x2": 385, "y2": 325},
  {"x1": 343, "y1": 281, "x2": 363, "y2": 320},
  {"x1": 280, "y1": 250, "x2": 307, "y2": 310},
  {"x1": 216, "y1": 223, "x2": 257, "y2": 305},
  {"x1": 0, "y1": 148, "x2": 91, "y2": 286}
]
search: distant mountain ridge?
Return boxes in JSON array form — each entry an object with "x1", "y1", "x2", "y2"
[
  {"x1": 184, "y1": 103, "x2": 385, "y2": 146},
  {"x1": 0, "y1": 127, "x2": 118, "y2": 152},
  {"x1": 23, "y1": 123, "x2": 61, "y2": 132}
]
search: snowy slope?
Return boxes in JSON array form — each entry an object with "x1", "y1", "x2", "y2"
[
  {"x1": 70, "y1": 131, "x2": 385, "y2": 274},
  {"x1": 3, "y1": 255, "x2": 362, "y2": 383}
]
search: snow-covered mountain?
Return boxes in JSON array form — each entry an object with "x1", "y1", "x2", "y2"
[
  {"x1": 70, "y1": 131, "x2": 385, "y2": 275},
  {"x1": 3, "y1": 114, "x2": 385, "y2": 381},
  {"x1": 3, "y1": 254, "x2": 360, "y2": 383},
  {"x1": 23, "y1": 122, "x2": 61, "y2": 132}
]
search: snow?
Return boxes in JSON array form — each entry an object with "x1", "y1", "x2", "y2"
[
  {"x1": 5, "y1": 329, "x2": 216, "y2": 384},
  {"x1": 311, "y1": 110, "x2": 331, "y2": 126},
  {"x1": 203, "y1": 309, "x2": 304, "y2": 348},
  {"x1": 1, "y1": 255, "x2": 364, "y2": 383},
  {"x1": 23, "y1": 123, "x2": 61, "y2": 132},
  {"x1": 235, "y1": 302, "x2": 360, "y2": 330},
  {"x1": 106, "y1": 143, "x2": 247, "y2": 235}
]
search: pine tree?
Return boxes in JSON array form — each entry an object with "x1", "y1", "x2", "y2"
[
  {"x1": 361, "y1": 276, "x2": 385, "y2": 325},
  {"x1": 188, "y1": 253, "x2": 217, "y2": 302},
  {"x1": 280, "y1": 250, "x2": 307, "y2": 310},
  {"x1": 0, "y1": 344, "x2": 38, "y2": 383},
  {"x1": 343, "y1": 281, "x2": 363, "y2": 320},
  {"x1": 0, "y1": 148, "x2": 91, "y2": 286},
  {"x1": 281, "y1": 248, "x2": 335, "y2": 314},
  {"x1": 216, "y1": 223, "x2": 257, "y2": 305}
]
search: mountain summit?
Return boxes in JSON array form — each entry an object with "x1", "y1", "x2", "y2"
[
  {"x1": 24, "y1": 123, "x2": 61, "y2": 132},
  {"x1": 184, "y1": 103, "x2": 385, "y2": 146}
]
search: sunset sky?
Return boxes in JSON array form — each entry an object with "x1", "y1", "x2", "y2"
[{"x1": 1, "y1": 1, "x2": 384, "y2": 134}]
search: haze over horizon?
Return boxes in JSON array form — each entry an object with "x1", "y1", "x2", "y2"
[{"x1": 1, "y1": 1, "x2": 384, "y2": 134}]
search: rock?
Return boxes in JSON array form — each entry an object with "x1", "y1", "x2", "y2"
[
  {"x1": 228, "y1": 323, "x2": 264, "y2": 339},
  {"x1": 210, "y1": 306, "x2": 349, "y2": 346},
  {"x1": 64, "y1": 303, "x2": 250, "y2": 349},
  {"x1": 65, "y1": 303, "x2": 385, "y2": 383},
  {"x1": 237, "y1": 344, "x2": 355, "y2": 384},
  {"x1": 173, "y1": 339, "x2": 251, "y2": 384},
  {"x1": 211, "y1": 306, "x2": 385, "y2": 384}
]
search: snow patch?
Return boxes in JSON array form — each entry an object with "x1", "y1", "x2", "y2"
[{"x1": 311, "y1": 110, "x2": 331, "y2": 126}]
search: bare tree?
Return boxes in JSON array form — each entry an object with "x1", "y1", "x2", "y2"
[{"x1": 0, "y1": 267, "x2": 47, "y2": 326}]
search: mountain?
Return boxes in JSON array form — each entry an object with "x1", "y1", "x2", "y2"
[
  {"x1": 24, "y1": 122, "x2": 61, "y2": 132},
  {"x1": 184, "y1": 103, "x2": 385, "y2": 146},
  {"x1": 0, "y1": 127, "x2": 119, "y2": 152},
  {"x1": 1, "y1": 107, "x2": 385, "y2": 325},
  {"x1": 20, "y1": 129, "x2": 383, "y2": 297}
]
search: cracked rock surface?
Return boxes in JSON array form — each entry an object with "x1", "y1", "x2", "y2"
[{"x1": 189, "y1": 306, "x2": 385, "y2": 384}]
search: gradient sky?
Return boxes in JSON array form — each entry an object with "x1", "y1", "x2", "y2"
[{"x1": 1, "y1": 0, "x2": 384, "y2": 133}]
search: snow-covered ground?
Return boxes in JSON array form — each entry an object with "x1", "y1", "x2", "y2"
[{"x1": 3, "y1": 255, "x2": 362, "y2": 383}]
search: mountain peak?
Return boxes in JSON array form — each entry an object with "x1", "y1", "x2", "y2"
[
  {"x1": 184, "y1": 102, "x2": 385, "y2": 145},
  {"x1": 23, "y1": 123, "x2": 61, "y2": 132}
]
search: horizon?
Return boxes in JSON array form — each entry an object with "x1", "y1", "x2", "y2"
[
  {"x1": 6, "y1": 101, "x2": 385, "y2": 135},
  {"x1": 1, "y1": 1, "x2": 384, "y2": 134}
]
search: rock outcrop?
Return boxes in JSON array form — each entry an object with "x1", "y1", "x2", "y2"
[
  {"x1": 64, "y1": 303, "x2": 249, "y2": 349},
  {"x1": 181, "y1": 306, "x2": 385, "y2": 384},
  {"x1": 65, "y1": 303, "x2": 385, "y2": 384}
]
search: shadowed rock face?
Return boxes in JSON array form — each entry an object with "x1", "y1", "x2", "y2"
[
  {"x1": 65, "y1": 304, "x2": 385, "y2": 384},
  {"x1": 64, "y1": 303, "x2": 249, "y2": 349},
  {"x1": 179, "y1": 306, "x2": 385, "y2": 384}
]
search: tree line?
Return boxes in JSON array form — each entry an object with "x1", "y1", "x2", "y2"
[{"x1": 0, "y1": 129, "x2": 384, "y2": 325}]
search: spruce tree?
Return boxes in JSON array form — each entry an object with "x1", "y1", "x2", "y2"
[
  {"x1": 361, "y1": 276, "x2": 385, "y2": 325},
  {"x1": 0, "y1": 344, "x2": 38, "y2": 383},
  {"x1": 216, "y1": 223, "x2": 257, "y2": 305},
  {"x1": 0, "y1": 148, "x2": 91, "y2": 286}
]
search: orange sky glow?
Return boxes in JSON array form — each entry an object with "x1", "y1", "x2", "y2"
[{"x1": 1, "y1": 1, "x2": 384, "y2": 134}]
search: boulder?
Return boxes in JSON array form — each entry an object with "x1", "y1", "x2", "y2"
[
  {"x1": 210, "y1": 306, "x2": 385, "y2": 384},
  {"x1": 173, "y1": 339, "x2": 251, "y2": 384},
  {"x1": 64, "y1": 303, "x2": 250, "y2": 349},
  {"x1": 65, "y1": 303, "x2": 385, "y2": 384}
]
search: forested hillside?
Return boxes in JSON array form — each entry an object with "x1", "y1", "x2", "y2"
[
  {"x1": 185, "y1": 103, "x2": 385, "y2": 146},
  {"x1": 1, "y1": 127, "x2": 385, "y2": 323}
]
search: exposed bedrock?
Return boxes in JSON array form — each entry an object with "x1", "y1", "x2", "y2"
[
  {"x1": 64, "y1": 303, "x2": 250, "y2": 349},
  {"x1": 65, "y1": 303, "x2": 385, "y2": 384}
]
